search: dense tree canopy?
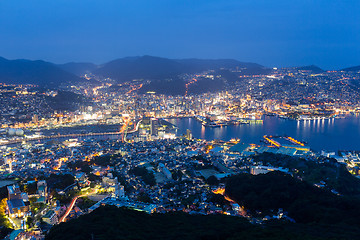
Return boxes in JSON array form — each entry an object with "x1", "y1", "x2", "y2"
[
  {"x1": 46, "y1": 205, "x2": 360, "y2": 240},
  {"x1": 226, "y1": 171, "x2": 360, "y2": 225}
]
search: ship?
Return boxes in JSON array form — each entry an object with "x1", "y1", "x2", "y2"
[{"x1": 202, "y1": 122, "x2": 221, "y2": 127}]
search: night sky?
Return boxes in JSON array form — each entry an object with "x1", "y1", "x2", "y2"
[{"x1": 0, "y1": 0, "x2": 359, "y2": 69}]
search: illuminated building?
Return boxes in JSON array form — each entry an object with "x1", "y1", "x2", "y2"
[{"x1": 6, "y1": 184, "x2": 29, "y2": 218}]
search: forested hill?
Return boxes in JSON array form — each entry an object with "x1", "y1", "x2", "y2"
[
  {"x1": 93, "y1": 55, "x2": 268, "y2": 82},
  {"x1": 0, "y1": 57, "x2": 83, "y2": 87},
  {"x1": 225, "y1": 171, "x2": 360, "y2": 225},
  {"x1": 46, "y1": 205, "x2": 360, "y2": 240}
]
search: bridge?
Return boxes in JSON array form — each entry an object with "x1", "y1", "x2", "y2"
[
  {"x1": 0, "y1": 121, "x2": 142, "y2": 147},
  {"x1": 0, "y1": 131, "x2": 125, "y2": 146}
]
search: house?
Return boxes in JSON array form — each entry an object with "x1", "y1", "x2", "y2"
[{"x1": 42, "y1": 210, "x2": 58, "y2": 225}]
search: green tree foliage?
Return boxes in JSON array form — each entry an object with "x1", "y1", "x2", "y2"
[
  {"x1": 0, "y1": 198, "x2": 12, "y2": 229},
  {"x1": 21, "y1": 182, "x2": 37, "y2": 195},
  {"x1": 0, "y1": 186, "x2": 8, "y2": 200},
  {"x1": 0, "y1": 227, "x2": 12, "y2": 240},
  {"x1": 111, "y1": 171, "x2": 134, "y2": 193},
  {"x1": 252, "y1": 152, "x2": 360, "y2": 196},
  {"x1": 136, "y1": 192, "x2": 152, "y2": 203},
  {"x1": 46, "y1": 206, "x2": 360, "y2": 240},
  {"x1": 88, "y1": 154, "x2": 122, "y2": 167},
  {"x1": 67, "y1": 161, "x2": 92, "y2": 174},
  {"x1": 51, "y1": 189, "x2": 78, "y2": 205},
  {"x1": 225, "y1": 171, "x2": 360, "y2": 225},
  {"x1": 26, "y1": 216, "x2": 34, "y2": 229},
  {"x1": 171, "y1": 170, "x2": 183, "y2": 181},
  {"x1": 46, "y1": 174, "x2": 75, "y2": 190},
  {"x1": 129, "y1": 166, "x2": 156, "y2": 186},
  {"x1": 77, "y1": 197, "x2": 97, "y2": 211},
  {"x1": 206, "y1": 176, "x2": 219, "y2": 186}
]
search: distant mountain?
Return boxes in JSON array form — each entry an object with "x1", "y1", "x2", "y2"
[
  {"x1": 94, "y1": 56, "x2": 185, "y2": 81},
  {"x1": 0, "y1": 55, "x2": 269, "y2": 91},
  {"x1": 176, "y1": 58, "x2": 264, "y2": 72},
  {"x1": 94, "y1": 55, "x2": 268, "y2": 82},
  {"x1": 57, "y1": 62, "x2": 98, "y2": 76},
  {"x1": 296, "y1": 65, "x2": 324, "y2": 73},
  {"x1": 341, "y1": 65, "x2": 360, "y2": 72},
  {"x1": 0, "y1": 57, "x2": 83, "y2": 87}
]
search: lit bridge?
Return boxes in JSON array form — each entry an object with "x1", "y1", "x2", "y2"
[{"x1": 0, "y1": 125, "x2": 140, "y2": 146}]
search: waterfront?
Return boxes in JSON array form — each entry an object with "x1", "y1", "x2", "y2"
[
  {"x1": 6, "y1": 115, "x2": 360, "y2": 153},
  {"x1": 167, "y1": 115, "x2": 360, "y2": 152}
]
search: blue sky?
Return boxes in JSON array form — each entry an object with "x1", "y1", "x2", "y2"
[{"x1": 0, "y1": 0, "x2": 359, "y2": 69}]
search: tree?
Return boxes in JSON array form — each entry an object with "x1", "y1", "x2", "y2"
[{"x1": 206, "y1": 176, "x2": 219, "y2": 186}]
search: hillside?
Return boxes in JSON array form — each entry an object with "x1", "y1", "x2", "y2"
[
  {"x1": 138, "y1": 76, "x2": 227, "y2": 95},
  {"x1": 45, "y1": 91, "x2": 90, "y2": 111},
  {"x1": 341, "y1": 65, "x2": 360, "y2": 72},
  {"x1": 176, "y1": 58, "x2": 265, "y2": 73},
  {"x1": 296, "y1": 65, "x2": 325, "y2": 73},
  {"x1": 225, "y1": 171, "x2": 360, "y2": 225},
  {"x1": 0, "y1": 57, "x2": 83, "y2": 87},
  {"x1": 45, "y1": 205, "x2": 360, "y2": 240},
  {"x1": 94, "y1": 56, "x2": 185, "y2": 81},
  {"x1": 250, "y1": 153, "x2": 360, "y2": 196},
  {"x1": 94, "y1": 55, "x2": 268, "y2": 82},
  {"x1": 0, "y1": 55, "x2": 268, "y2": 94},
  {"x1": 57, "y1": 62, "x2": 98, "y2": 76}
]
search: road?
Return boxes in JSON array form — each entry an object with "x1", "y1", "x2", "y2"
[
  {"x1": 58, "y1": 195, "x2": 82, "y2": 223},
  {"x1": 58, "y1": 190, "x2": 95, "y2": 223}
]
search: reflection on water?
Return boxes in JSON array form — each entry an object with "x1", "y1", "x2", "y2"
[
  {"x1": 168, "y1": 116, "x2": 360, "y2": 152},
  {"x1": 200, "y1": 125, "x2": 205, "y2": 139}
]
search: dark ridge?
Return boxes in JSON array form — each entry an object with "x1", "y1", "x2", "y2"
[
  {"x1": 225, "y1": 171, "x2": 360, "y2": 225},
  {"x1": 94, "y1": 55, "x2": 267, "y2": 82},
  {"x1": 176, "y1": 58, "x2": 264, "y2": 72},
  {"x1": 341, "y1": 65, "x2": 360, "y2": 72},
  {"x1": 94, "y1": 55, "x2": 185, "y2": 81},
  {"x1": 0, "y1": 57, "x2": 83, "y2": 87},
  {"x1": 296, "y1": 65, "x2": 325, "y2": 73},
  {"x1": 45, "y1": 205, "x2": 360, "y2": 240},
  {"x1": 57, "y1": 62, "x2": 98, "y2": 76}
]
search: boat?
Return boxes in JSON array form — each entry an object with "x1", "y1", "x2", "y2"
[{"x1": 203, "y1": 122, "x2": 221, "y2": 127}]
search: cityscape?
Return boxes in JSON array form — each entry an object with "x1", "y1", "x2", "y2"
[
  {"x1": 0, "y1": 57, "x2": 360, "y2": 239},
  {"x1": 1, "y1": 0, "x2": 360, "y2": 239}
]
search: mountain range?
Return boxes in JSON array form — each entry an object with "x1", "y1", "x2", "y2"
[
  {"x1": 0, "y1": 57, "x2": 83, "y2": 87},
  {"x1": 93, "y1": 55, "x2": 269, "y2": 81},
  {"x1": 0, "y1": 55, "x2": 358, "y2": 91}
]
